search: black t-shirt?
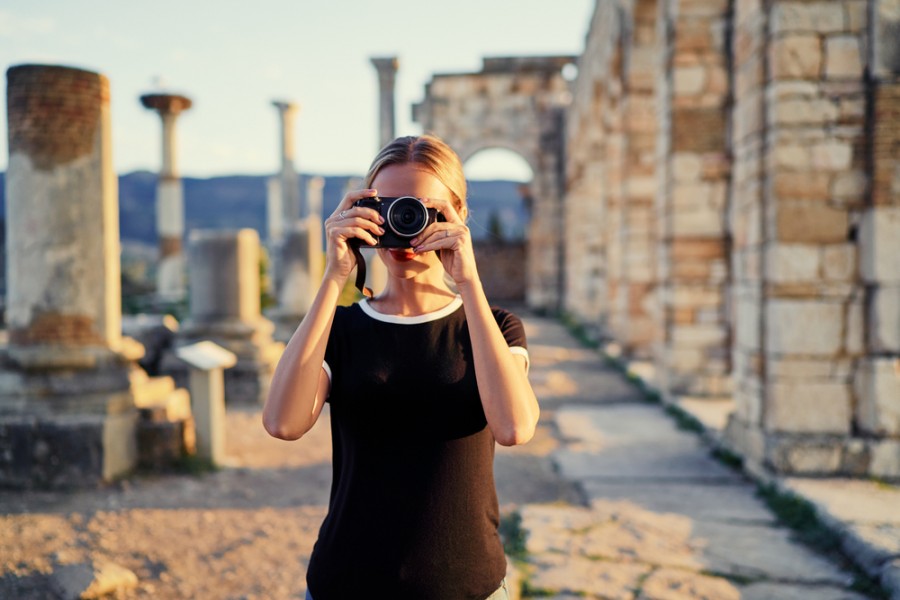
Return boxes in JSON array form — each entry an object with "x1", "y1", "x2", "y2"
[{"x1": 306, "y1": 296, "x2": 529, "y2": 600}]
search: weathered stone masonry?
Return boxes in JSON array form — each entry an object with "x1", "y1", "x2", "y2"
[
  {"x1": 1, "y1": 65, "x2": 137, "y2": 487},
  {"x1": 562, "y1": 0, "x2": 899, "y2": 479},
  {"x1": 414, "y1": 56, "x2": 575, "y2": 309}
]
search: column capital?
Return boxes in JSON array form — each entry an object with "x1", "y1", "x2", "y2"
[{"x1": 140, "y1": 93, "x2": 193, "y2": 115}]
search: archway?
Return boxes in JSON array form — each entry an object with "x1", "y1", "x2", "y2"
[{"x1": 413, "y1": 55, "x2": 575, "y2": 310}]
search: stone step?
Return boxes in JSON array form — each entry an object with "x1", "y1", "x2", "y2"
[{"x1": 134, "y1": 386, "x2": 191, "y2": 423}]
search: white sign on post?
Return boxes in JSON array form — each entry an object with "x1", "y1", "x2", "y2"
[{"x1": 175, "y1": 341, "x2": 237, "y2": 465}]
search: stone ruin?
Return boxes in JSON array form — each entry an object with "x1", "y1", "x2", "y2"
[
  {"x1": 4, "y1": 1, "x2": 897, "y2": 487},
  {"x1": 1, "y1": 65, "x2": 192, "y2": 487},
  {"x1": 416, "y1": 0, "x2": 898, "y2": 480}
]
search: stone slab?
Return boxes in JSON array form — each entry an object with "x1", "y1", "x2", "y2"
[
  {"x1": 690, "y1": 520, "x2": 855, "y2": 585},
  {"x1": 738, "y1": 582, "x2": 870, "y2": 600},
  {"x1": 782, "y1": 478, "x2": 900, "y2": 525},
  {"x1": 554, "y1": 405, "x2": 742, "y2": 482},
  {"x1": 555, "y1": 445, "x2": 741, "y2": 482},
  {"x1": 581, "y1": 480, "x2": 776, "y2": 524}
]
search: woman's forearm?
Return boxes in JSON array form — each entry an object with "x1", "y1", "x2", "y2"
[
  {"x1": 458, "y1": 280, "x2": 540, "y2": 446},
  {"x1": 262, "y1": 275, "x2": 344, "y2": 439}
]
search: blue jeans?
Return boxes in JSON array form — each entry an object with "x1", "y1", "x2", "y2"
[{"x1": 305, "y1": 578, "x2": 509, "y2": 599}]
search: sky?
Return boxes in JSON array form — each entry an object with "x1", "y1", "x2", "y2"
[{"x1": 2, "y1": 0, "x2": 593, "y2": 180}]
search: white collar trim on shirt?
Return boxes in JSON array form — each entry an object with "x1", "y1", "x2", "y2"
[{"x1": 359, "y1": 295, "x2": 463, "y2": 324}]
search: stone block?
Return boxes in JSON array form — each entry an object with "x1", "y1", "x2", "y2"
[
  {"x1": 766, "y1": 243, "x2": 820, "y2": 283},
  {"x1": 765, "y1": 299, "x2": 844, "y2": 355},
  {"x1": 672, "y1": 152, "x2": 703, "y2": 182},
  {"x1": 671, "y1": 209, "x2": 724, "y2": 236},
  {"x1": 845, "y1": 297, "x2": 864, "y2": 355},
  {"x1": 770, "y1": 440, "x2": 844, "y2": 474},
  {"x1": 855, "y1": 358, "x2": 900, "y2": 436},
  {"x1": 674, "y1": 65, "x2": 707, "y2": 95},
  {"x1": 770, "y1": 144, "x2": 811, "y2": 170},
  {"x1": 671, "y1": 323, "x2": 727, "y2": 347},
  {"x1": 870, "y1": 441, "x2": 900, "y2": 479},
  {"x1": 822, "y1": 243, "x2": 856, "y2": 281},
  {"x1": 770, "y1": 35, "x2": 823, "y2": 79},
  {"x1": 736, "y1": 295, "x2": 761, "y2": 350},
  {"x1": 770, "y1": 2, "x2": 847, "y2": 34},
  {"x1": 825, "y1": 36, "x2": 864, "y2": 79},
  {"x1": 869, "y1": 286, "x2": 900, "y2": 352},
  {"x1": 772, "y1": 171, "x2": 831, "y2": 200},
  {"x1": 771, "y1": 97, "x2": 839, "y2": 126},
  {"x1": 0, "y1": 412, "x2": 137, "y2": 488},
  {"x1": 811, "y1": 141, "x2": 854, "y2": 170},
  {"x1": 775, "y1": 202, "x2": 849, "y2": 243},
  {"x1": 765, "y1": 380, "x2": 851, "y2": 434},
  {"x1": 831, "y1": 170, "x2": 868, "y2": 203},
  {"x1": 860, "y1": 206, "x2": 900, "y2": 283}
]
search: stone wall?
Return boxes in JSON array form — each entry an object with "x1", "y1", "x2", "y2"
[
  {"x1": 562, "y1": 0, "x2": 900, "y2": 479},
  {"x1": 473, "y1": 241, "x2": 527, "y2": 304}
]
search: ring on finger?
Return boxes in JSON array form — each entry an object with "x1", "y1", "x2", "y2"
[{"x1": 339, "y1": 209, "x2": 348, "y2": 219}]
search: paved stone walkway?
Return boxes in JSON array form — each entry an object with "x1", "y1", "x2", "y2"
[
  {"x1": 0, "y1": 312, "x2": 892, "y2": 598},
  {"x1": 508, "y1": 314, "x2": 882, "y2": 600}
]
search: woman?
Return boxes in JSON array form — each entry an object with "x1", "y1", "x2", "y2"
[{"x1": 262, "y1": 134, "x2": 539, "y2": 600}]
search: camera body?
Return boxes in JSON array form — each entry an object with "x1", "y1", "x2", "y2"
[{"x1": 353, "y1": 196, "x2": 443, "y2": 248}]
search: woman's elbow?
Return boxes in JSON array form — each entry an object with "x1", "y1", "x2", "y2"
[
  {"x1": 262, "y1": 414, "x2": 307, "y2": 441},
  {"x1": 494, "y1": 421, "x2": 538, "y2": 447}
]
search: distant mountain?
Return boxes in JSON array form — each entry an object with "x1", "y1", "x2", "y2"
[{"x1": 0, "y1": 171, "x2": 530, "y2": 247}]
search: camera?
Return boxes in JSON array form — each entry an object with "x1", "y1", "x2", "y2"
[{"x1": 353, "y1": 196, "x2": 443, "y2": 248}]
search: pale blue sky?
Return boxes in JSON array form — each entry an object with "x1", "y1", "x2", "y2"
[{"x1": 3, "y1": 0, "x2": 593, "y2": 179}]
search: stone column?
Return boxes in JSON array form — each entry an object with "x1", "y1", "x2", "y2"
[
  {"x1": 272, "y1": 100, "x2": 301, "y2": 222},
  {"x1": 856, "y1": 0, "x2": 900, "y2": 479},
  {"x1": 371, "y1": 56, "x2": 399, "y2": 148},
  {"x1": 620, "y1": 0, "x2": 660, "y2": 359},
  {"x1": 654, "y1": 0, "x2": 732, "y2": 401},
  {"x1": 1, "y1": 64, "x2": 139, "y2": 487},
  {"x1": 140, "y1": 93, "x2": 192, "y2": 302},
  {"x1": 307, "y1": 175, "x2": 324, "y2": 219},
  {"x1": 266, "y1": 176, "x2": 283, "y2": 244},
  {"x1": 725, "y1": 0, "x2": 887, "y2": 478},
  {"x1": 162, "y1": 229, "x2": 283, "y2": 404}
]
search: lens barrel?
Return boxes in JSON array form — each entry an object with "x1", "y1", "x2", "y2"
[{"x1": 386, "y1": 196, "x2": 429, "y2": 237}]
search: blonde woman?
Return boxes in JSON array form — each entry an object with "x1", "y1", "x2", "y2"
[{"x1": 263, "y1": 134, "x2": 539, "y2": 600}]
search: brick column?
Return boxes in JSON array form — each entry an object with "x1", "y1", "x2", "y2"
[
  {"x1": 655, "y1": 0, "x2": 732, "y2": 401},
  {"x1": 1, "y1": 64, "x2": 139, "y2": 487},
  {"x1": 140, "y1": 93, "x2": 192, "y2": 302}
]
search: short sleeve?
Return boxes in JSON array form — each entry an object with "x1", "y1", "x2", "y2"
[
  {"x1": 492, "y1": 308, "x2": 529, "y2": 373},
  {"x1": 322, "y1": 306, "x2": 347, "y2": 400}
]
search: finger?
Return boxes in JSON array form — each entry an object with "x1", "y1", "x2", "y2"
[
  {"x1": 336, "y1": 206, "x2": 384, "y2": 224},
  {"x1": 412, "y1": 227, "x2": 464, "y2": 253},
  {"x1": 330, "y1": 188, "x2": 378, "y2": 218},
  {"x1": 421, "y1": 197, "x2": 463, "y2": 225},
  {"x1": 335, "y1": 226, "x2": 379, "y2": 247}
]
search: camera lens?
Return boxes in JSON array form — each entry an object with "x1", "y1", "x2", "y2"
[{"x1": 386, "y1": 196, "x2": 428, "y2": 237}]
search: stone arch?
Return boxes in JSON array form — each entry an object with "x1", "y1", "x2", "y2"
[
  {"x1": 413, "y1": 56, "x2": 575, "y2": 310},
  {"x1": 463, "y1": 145, "x2": 535, "y2": 182}
]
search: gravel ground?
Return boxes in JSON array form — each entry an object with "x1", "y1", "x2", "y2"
[{"x1": 1, "y1": 399, "x2": 577, "y2": 599}]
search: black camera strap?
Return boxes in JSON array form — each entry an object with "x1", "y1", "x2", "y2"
[{"x1": 350, "y1": 242, "x2": 374, "y2": 298}]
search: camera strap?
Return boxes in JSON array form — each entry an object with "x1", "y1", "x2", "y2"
[{"x1": 350, "y1": 242, "x2": 374, "y2": 298}]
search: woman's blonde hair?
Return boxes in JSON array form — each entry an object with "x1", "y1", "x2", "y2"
[{"x1": 364, "y1": 134, "x2": 467, "y2": 213}]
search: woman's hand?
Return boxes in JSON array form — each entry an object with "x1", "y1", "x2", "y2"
[
  {"x1": 409, "y1": 197, "x2": 478, "y2": 287},
  {"x1": 322, "y1": 189, "x2": 384, "y2": 282}
]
